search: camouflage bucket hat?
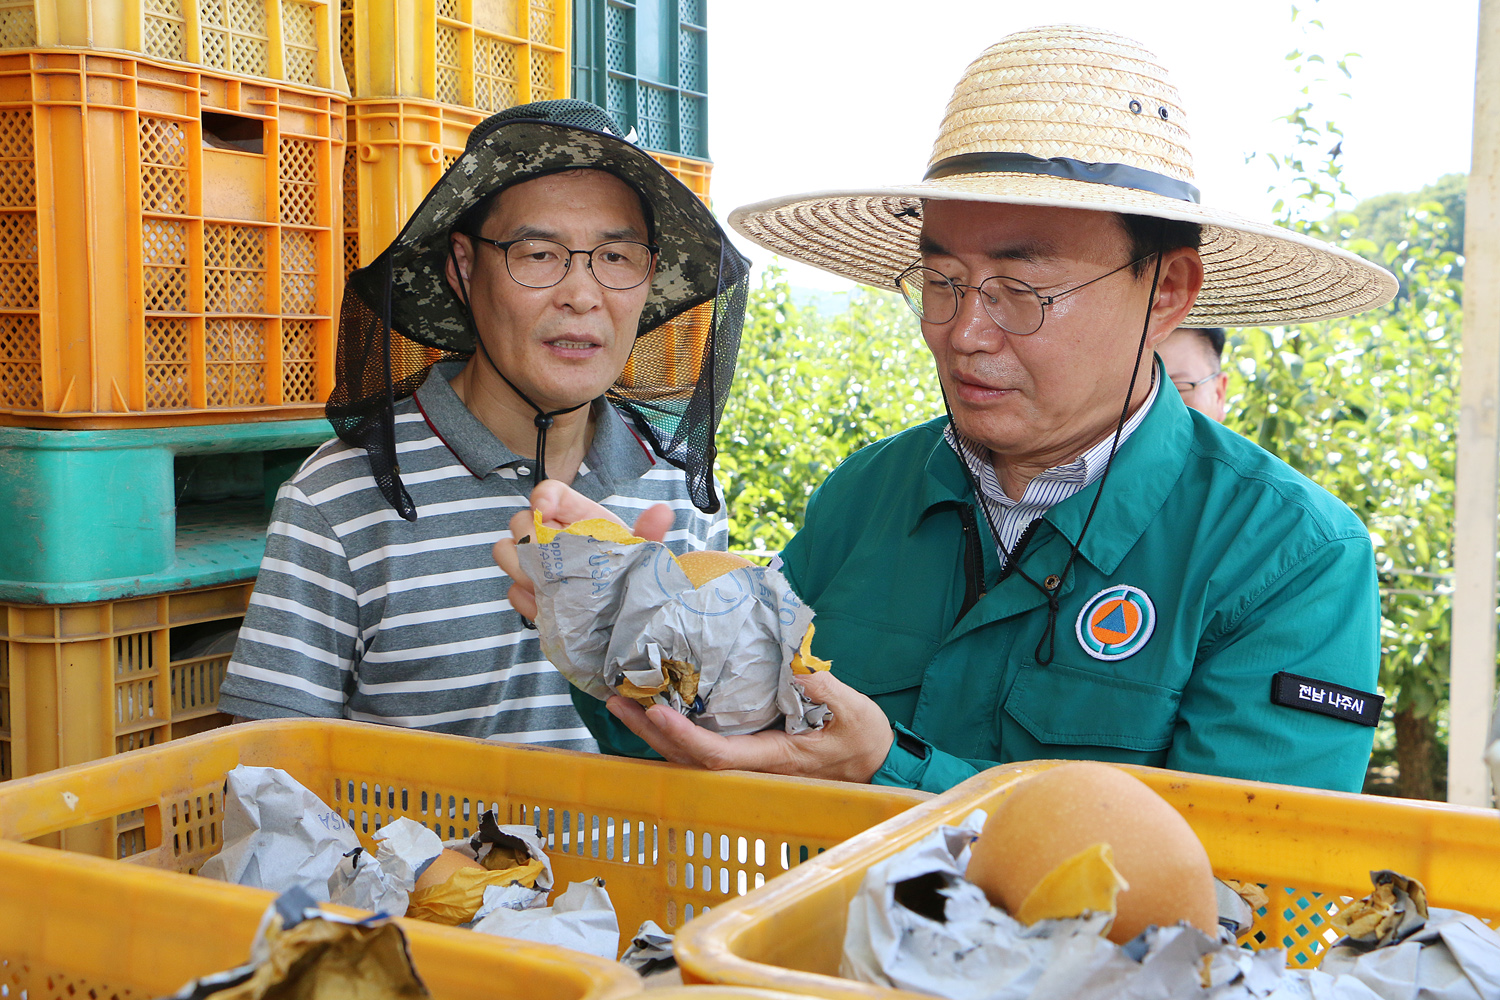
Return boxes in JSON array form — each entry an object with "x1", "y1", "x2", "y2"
[
  {"x1": 329, "y1": 100, "x2": 751, "y2": 520},
  {"x1": 378, "y1": 100, "x2": 731, "y2": 350}
]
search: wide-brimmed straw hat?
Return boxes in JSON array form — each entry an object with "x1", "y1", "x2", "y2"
[{"x1": 729, "y1": 25, "x2": 1397, "y2": 326}]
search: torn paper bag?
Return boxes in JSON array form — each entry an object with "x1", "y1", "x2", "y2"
[
  {"x1": 472, "y1": 877, "x2": 620, "y2": 958},
  {"x1": 404, "y1": 810, "x2": 553, "y2": 925},
  {"x1": 1321, "y1": 871, "x2": 1500, "y2": 1000},
  {"x1": 839, "y1": 812, "x2": 1395, "y2": 999},
  {"x1": 163, "y1": 887, "x2": 430, "y2": 1000},
  {"x1": 620, "y1": 919, "x2": 676, "y2": 976},
  {"x1": 517, "y1": 520, "x2": 829, "y2": 734},
  {"x1": 199, "y1": 765, "x2": 405, "y2": 914}
]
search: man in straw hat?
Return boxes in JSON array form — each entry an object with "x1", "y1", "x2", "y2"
[
  {"x1": 499, "y1": 28, "x2": 1395, "y2": 792},
  {"x1": 219, "y1": 100, "x2": 749, "y2": 748}
]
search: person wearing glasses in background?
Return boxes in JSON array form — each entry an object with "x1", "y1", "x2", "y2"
[
  {"x1": 1159, "y1": 326, "x2": 1229, "y2": 422},
  {"x1": 218, "y1": 100, "x2": 748, "y2": 747}
]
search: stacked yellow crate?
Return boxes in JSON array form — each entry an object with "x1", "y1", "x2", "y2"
[
  {"x1": 0, "y1": 0, "x2": 349, "y2": 427},
  {"x1": 0, "y1": 0, "x2": 350, "y2": 785},
  {"x1": 339, "y1": 0, "x2": 569, "y2": 272}
]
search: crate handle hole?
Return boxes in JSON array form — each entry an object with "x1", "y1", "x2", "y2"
[{"x1": 203, "y1": 112, "x2": 265, "y2": 155}]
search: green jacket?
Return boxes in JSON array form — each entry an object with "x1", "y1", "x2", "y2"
[
  {"x1": 573, "y1": 383, "x2": 1380, "y2": 795},
  {"x1": 779, "y1": 383, "x2": 1380, "y2": 794}
]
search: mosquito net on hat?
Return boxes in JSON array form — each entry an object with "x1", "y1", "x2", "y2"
[{"x1": 326, "y1": 100, "x2": 749, "y2": 521}]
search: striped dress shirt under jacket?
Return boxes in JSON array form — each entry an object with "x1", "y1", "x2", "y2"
[{"x1": 944, "y1": 375, "x2": 1160, "y2": 566}]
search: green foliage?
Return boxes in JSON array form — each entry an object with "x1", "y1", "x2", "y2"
[
  {"x1": 1347, "y1": 173, "x2": 1467, "y2": 289},
  {"x1": 1225, "y1": 207, "x2": 1461, "y2": 722},
  {"x1": 718, "y1": 268, "x2": 944, "y2": 552},
  {"x1": 1228, "y1": 7, "x2": 1463, "y2": 761}
]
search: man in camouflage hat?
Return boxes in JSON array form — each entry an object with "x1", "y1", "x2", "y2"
[{"x1": 219, "y1": 100, "x2": 749, "y2": 746}]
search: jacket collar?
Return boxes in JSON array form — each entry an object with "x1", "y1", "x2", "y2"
[{"x1": 917, "y1": 358, "x2": 1191, "y2": 577}]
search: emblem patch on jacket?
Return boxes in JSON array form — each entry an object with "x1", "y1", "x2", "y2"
[{"x1": 1076, "y1": 585, "x2": 1156, "y2": 661}]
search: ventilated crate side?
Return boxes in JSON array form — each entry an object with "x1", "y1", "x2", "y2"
[
  {"x1": 0, "y1": 581, "x2": 251, "y2": 857},
  {"x1": 0, "y1": 50, "x2": 346, "y2": 427},
  {"x1": 575, "y1": 0, "x2": 706, "y2": 159},
  {"x1": 340, "y1": 0, "x2": 566, "y2": 107},
  {"x1": 649, "y1": 149, "x2": 711, "y2": 203},
  {"x1": 0, "y1": 719, "x2": 927, "y2": 955},
  {"x1": 0, "y1": 0, "x2": 347, "y2": 92},
  {"x1": 344, "y1": 95, "x2": 481, "y2": 273}
]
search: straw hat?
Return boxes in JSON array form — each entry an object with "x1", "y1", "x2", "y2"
[{"x1": 729, "y1": 25, "x2": 1397, "y2": 326}]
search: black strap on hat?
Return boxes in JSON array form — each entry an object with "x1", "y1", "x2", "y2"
[{"x1": 924, "y1": 151, "x2": 1203, "y2": 204}]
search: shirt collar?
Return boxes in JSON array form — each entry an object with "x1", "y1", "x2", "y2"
[
  {"x1": 918, "y1": 357, "x2": 1190, "y2": 576},
  {"x1": 412, "y1": 362, "x2": 656, "y2": 491},
  {"x1": 1041, "y1": 359, "x2": 1190, "y2": 575},
  {"x1": 944, "y1": 365, "x2": 1160, "y2": 508}
]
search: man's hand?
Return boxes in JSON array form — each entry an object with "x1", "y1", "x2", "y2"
[
  {"x1": 492, "y1": 479, "x2": 674, "y2": 620},
  {"x1": 605, "y1": 671, "x2": 895, "y2": 783}
]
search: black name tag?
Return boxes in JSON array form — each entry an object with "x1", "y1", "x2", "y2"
[{"x1": 1270, "y1": 672, "x2": 1383, "y2": 727}]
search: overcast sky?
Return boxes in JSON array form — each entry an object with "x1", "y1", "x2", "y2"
[{"x1": 704, "y1": 0, "x2": 1480, "y2": 290}]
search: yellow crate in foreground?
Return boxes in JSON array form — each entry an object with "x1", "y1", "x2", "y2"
[
  {"x1": 0, "y1": 718, "x2": 927, "y2": 956},
  {"x1": 674, "y1": 761, "x2": 1500, "y2": 998},
  {"x1": 0, "y1": 837, "x2": 638, "y2": 1000}
]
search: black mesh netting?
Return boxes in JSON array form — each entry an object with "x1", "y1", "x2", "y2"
[
  {"x1": 327, "y1": 99, "x2": 750, "y2": 521},
  {"x1": 608, "y1": 239, "x2": 750, "y2": 513},
  {"x1": 328, "y1": 240, "x2": 749, "y2": 520},
  {"x1": 325, "y1": 254, "x2": 466, "y2": 520}
]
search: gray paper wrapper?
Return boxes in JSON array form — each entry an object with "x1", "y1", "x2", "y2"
[
  {"x1": 518, "y1": 531, "x2": 828, "y2": 735},
  {"x1": 199, "y1": 765, "x2": 407, "y2": 915},
  {"x1": 470, "y1": 878, "x2": 620, "y2": 958}
]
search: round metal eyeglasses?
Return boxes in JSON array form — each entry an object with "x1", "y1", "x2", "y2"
[
  {"x1": 1172, "y1": 371, "x2": 1223, "y2": 394},
  {"x1": 471, "y1": 236, "x2": 659, "y2": 290},
  {"x1": 895, "y1": 252, "x2": 1156, "y2": 335}
]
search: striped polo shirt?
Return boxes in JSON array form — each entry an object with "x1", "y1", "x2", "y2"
[
  {"x1": 219, "y1": 362, "x2": 727, "y2": 749},
  {"x1": 945, "y1": 372, "x2": 1160, "y2": 565}
]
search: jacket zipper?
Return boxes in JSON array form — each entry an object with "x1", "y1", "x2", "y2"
[
  {"x1": 998, "y1": 518, "x2": 1042, "y2": 584},
  {"x1": 955, "y1": 507, "x2": 1045, "y2": 627},
  {"x1": 956, "y1": 504, "x2": 985, "y2": 626}
]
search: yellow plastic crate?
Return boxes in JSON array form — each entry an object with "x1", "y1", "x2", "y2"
[
  {"x1": 0, "y1": 718, "x2": 929, "y2": 956},
  {"x1": 0, "y1": 0, "x2": 348, "y2": 92},
  {"x1": 674, "y1": 761, "x2": 1500, "y2": 997},
  {"x1": 0, "y1": 581, "x2": 250, "y2": 794},
  {"x1": 339, "y1": 0, "x2": 566, "y2": 108},
  {"x1": 649, "y1": 150, "x2": 712, "y2": 205},
  {"x1": 0, "y1": 50, "x2": 346, "y2": 428},
  {"x1": 343, "y1": 96, "x2": 485, "y2": 274},
  {"x1": 641, "y1": 992, "x2": 812, "y2": 999},
  {"x1": 0, "y1": 838, "x2": 639, "y2": 999}
]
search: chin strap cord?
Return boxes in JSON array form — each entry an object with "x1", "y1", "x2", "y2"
[
  {"x1": 451, "y1": 245, "x2": 589, "y2": 488},
  {"x1": 950, "y1": 223, "x2": 1169, "y2": 666}
]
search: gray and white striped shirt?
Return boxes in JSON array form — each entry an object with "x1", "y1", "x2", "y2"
[
  {"x1": 945, "y1": 375, "x2": 1160, "y2": 564},
  {"x1": 219, "y1": 362, "x2": 726, "y2": 749}
]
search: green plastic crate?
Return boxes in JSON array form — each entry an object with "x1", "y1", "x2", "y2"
[
  {"x1": 573, "y1": 0, "x2": 707, "y2": 159},
  {"x1": 0, "y1": 420, "x2": 330, "y2": 603}
]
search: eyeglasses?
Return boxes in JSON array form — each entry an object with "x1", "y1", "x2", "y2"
[
  {"x1": 895, "y1": 252, "x2": 1157, "y2": 335},
  {"x1": 470, "y1": 236, "x2": 659, "y2": 290},
  {"x1": 1171, "y1": 371, "x2": 1222, "y2": 394}
]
